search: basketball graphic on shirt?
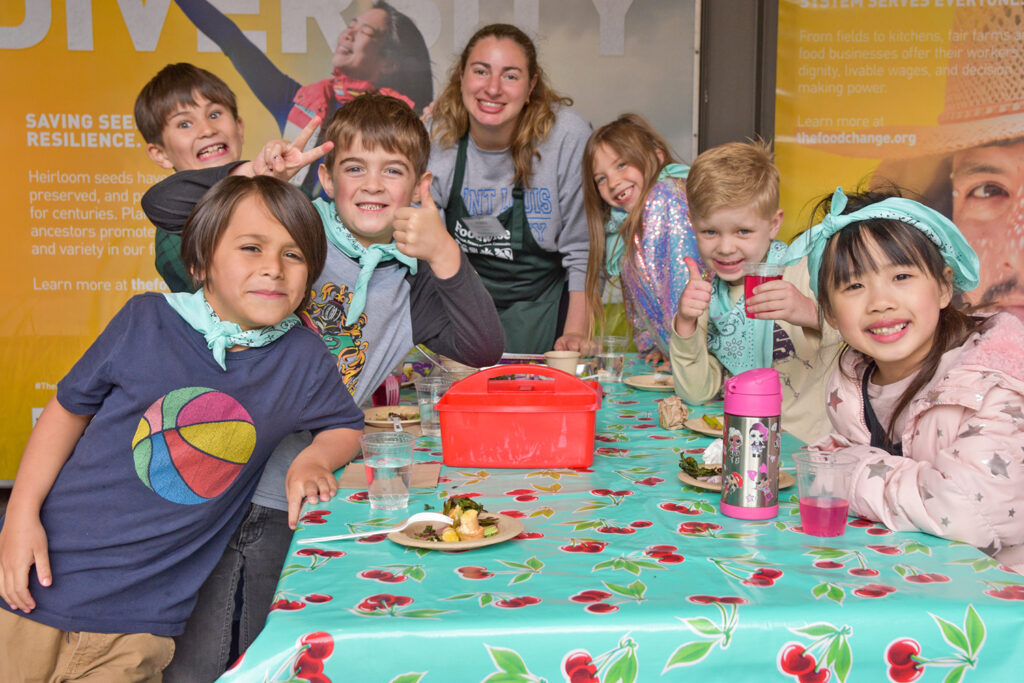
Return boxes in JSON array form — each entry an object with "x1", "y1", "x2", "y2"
[{"x1": 132, "y1": 387, "x2": 256, "y2": 505}]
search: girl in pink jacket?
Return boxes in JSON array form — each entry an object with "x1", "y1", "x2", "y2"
[{"x1": 786, "y1": 187, "x2": 1024, "y2": 574}]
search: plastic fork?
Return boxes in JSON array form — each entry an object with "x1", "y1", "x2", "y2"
[{"x1": 297, "y1": 512, "x2": 454, "y2": 544}]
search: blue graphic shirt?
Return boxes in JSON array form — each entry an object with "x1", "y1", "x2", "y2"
[{"x1": 0, "y1": 294, "x2": 361, "y2": 636}]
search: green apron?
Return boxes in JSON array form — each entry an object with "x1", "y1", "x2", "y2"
[{"x1": 444, "y1": 136, "x2": 566, "y2": 353}]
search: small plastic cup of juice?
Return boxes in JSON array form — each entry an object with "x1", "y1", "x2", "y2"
[
  {"x1": 792, "y1": 451, "x2": 859, "y2": 536},
  {"x1": 741, "y1": 262, "x2": 786, "y2": 318}
]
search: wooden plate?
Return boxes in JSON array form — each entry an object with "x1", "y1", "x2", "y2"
[
  {"x1": 678, "y1": 468, "x2": 796, "y2": 492},
  {"x1": 363, "y1": 405, "x2": 420, "y2": 428},
  {"x1": 684, "y1": 416, "x2": 725, "y2": 437},
  {"x1": 388, "y1": 513, "x2": 525, "y2": 551},
  {"x1": 624, "y1": 374, "x2": 674, "y2": 392}
]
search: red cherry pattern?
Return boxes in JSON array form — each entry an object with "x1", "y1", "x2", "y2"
[
  {"x1": 359, "y1": 569, "x2": 407, "y2": 583},
  {"x1": 560, "y1": 541, "x2": 608, "y2": 554},
  {"x1": 743, "y1": 567, "x2": 783, "y2": 586},
  {"x1": 659, "y1": 502, "x2": 700, "y2": 515},
  {"x1": 357, "y1": 593, "x2": 413, "y2": 611},
  {"x1": 853, "y1": 583, "x2": 896, "y2": 598},
  {"x1": 779, "y1": 643, "x2": 816, "y2": 675},
  {"x1": 455, "y1": 565, "x2": 494, "y2": 580},
  {"x1": 867, "y1": 544, "x2": 902, "y2": 555},
  {"x1": 495, "y1": 596, "x2": 541, "y2": 608},
  {"x1": 514, "y1": 531, "x2": 545, "y2": 540},
  {"x1": 562, "y1": 650, "x2": 599, "y2": 683},
  {"x1": 634, "y1": 476, "x2": 664, "y2": 486},
  {"x1": 271, "y1": 598, "x2": 306, "y2": 611},
  {"x1": 848, "y1": 568, "x2": 879, "y2": 577},
  {"x1": 356, "y1": 533, "x2": 387, "y2": 543},
  {"x1": 293, "y1": 631, "x2": 334, "y2": 681},
  {"x1": 584, "y1": 602, "x2": 618, "y2": 613},
  {"x1": 984, "y1": 584, "x2": 1024, "y2": 600},
  {"x1": 644, "y1": 544, "x2": 685, "y2": 564},
  {"x1": 300, "y1": 509, "x2": 330, "y2": 525},
  {"x1": 813, "y1": 560, "x2": 844, "y2": 569},
  {"x1": 903, "y1": 572, "x2": 950, "y2": 583},
  {"x1": 570, "y1": 589, "x2": 613, "y2": 603},
  {"x1": 295, "y1": 548, "x2": 344, "y2": 558},
  {"x1": 885, "y1": 639, "x2": 924, "y2": 682},
  {"x1": 688, "y1": 594, "x2": 747, "y2": 605},
  {"x1": 499, "y1": 509, "x2": 526, "y2": 518},
  {"x1": 678, "y1": 521, "x2": 721, "y2": 535},
  {"x1": 305, "y1": 593, "x2": 333, "y2": 603},
  {"x1": 596, "y1": 524, "x2": 636, "y2": 534},
  {"x1": 347, "y1": 491, "x2": 369, "y2": 502}
]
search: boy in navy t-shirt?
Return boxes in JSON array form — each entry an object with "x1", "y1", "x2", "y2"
[{"x1": 0, "y1": 175, "x2": 363, "y2": 681}]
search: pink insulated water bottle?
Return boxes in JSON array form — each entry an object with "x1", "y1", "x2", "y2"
[{"x1": 720, "y1": 368, "x2": 782, "y2": 520}]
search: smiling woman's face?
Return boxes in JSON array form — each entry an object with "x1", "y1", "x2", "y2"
[
  {"x1": 332, "y1": 8, "x2": 392, "y2": 81},
  {"x1": 951, "y1": 140, "x2": 1024, "y2": 318}
]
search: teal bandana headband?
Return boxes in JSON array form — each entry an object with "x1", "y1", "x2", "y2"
[
  {"x1": 164, "y1": 290, "x2": 299, "y2": 370},
  {"x1": 314, "y1": 198, "x2": 418, "y2": 325},
  {"x1": 603, "y1": 164, "x2": 690, "y2": 278},
  {"x1": 785, "y1": 187, "x2": 980, "y2": 296}
]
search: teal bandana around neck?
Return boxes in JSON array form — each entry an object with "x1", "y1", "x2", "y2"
[
  {"x1": 313, "y1": 197, "x2": 418, "y2": 325},
  {"x1": 603, "y1": 164, "x2": 690, "y2": 278},
  {"x1": 163, "y1": 289, "x2": 299, "y2": 370},
  {"x1": 785, "y1": 187, "x2": 980, "y2": 296},
  {"x1": 707, "y1": 240, "x2": 787, "y2": 376}
]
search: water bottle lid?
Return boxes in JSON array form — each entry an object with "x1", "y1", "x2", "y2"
[{"x1": 724, "y1": 368, "x2": 782, "y2": 415}]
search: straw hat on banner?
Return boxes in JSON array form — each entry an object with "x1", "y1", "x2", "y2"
[{"x1": 806, "y1": 6, "x2": 1024, "y2": 316}]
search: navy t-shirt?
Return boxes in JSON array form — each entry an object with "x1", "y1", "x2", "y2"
[{"x1": 0, "y1": 294, "x2": 362, "y2": 636}]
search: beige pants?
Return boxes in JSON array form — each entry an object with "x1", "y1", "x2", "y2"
[{"x1": 0, "y1": 608, "x2": 175, "y2": 682}]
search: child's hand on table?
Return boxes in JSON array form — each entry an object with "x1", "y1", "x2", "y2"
[
  {"x1": 674, "y1": 257, "x2": 712, "y2": 338},
  {"x1": 285, "y1": 428, "x2": 362, "y2": 529},
  {"x1": 745, "y1": 279, "x2": 820, "y2": 330},
  {"x1": 0, "y1": 512, "x2": 50, "y2": 613}
]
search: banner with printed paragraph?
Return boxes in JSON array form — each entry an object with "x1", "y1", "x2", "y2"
[
  {"x1": 0, "y1": 0, "x2": 697, "y2": 478},
  {"x1": 775, "y1": 0, "x2": 1024, "y2": 321}
]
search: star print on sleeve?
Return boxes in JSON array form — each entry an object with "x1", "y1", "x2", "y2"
[
  {"x1": 827, "y1": 389, "x2": 842, "y2": 411},
  {"x1": 958, "y1": 423, "x2": 983, "y2": 439},
  {"x1": 1001, "y1": 404, "x2": 1024, "y2": 421},
  {"x1": 867, "y1": 461, "x2": 892, "y2": 480},
  {"x1": 983, "y1": 453, "x2": 1010, "y2": 478}
]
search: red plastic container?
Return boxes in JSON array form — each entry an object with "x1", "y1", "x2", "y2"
[{"x1": 435, "y1": 364, "x2": 602, "y2": 468}]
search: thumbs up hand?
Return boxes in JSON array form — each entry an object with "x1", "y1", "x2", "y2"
[
  {"x1": 393, "y1": 173, "x2": 463, "y2": 279},
  {"x1": 673, "y1": 257, "x2": 712, "y2": 338}
]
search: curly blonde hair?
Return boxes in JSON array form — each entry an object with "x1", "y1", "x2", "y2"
[{"x1": 430, "y1": 24, "x2": 572, "y2": 186}]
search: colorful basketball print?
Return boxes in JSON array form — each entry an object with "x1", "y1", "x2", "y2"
[{"x1": 132, "y1": 387, "x2": 256, "y2": 504}]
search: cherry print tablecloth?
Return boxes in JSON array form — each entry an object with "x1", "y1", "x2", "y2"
[{"x1": 221, "y1": 364, "x2": 1024, "y2": 683}]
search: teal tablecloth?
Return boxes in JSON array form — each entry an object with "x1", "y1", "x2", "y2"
[{"x1": 221, "y1": 365, "x2": 1024, "y2": 683}]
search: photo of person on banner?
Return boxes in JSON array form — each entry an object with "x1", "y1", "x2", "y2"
[
  {"x1": 172, "y1": 0, "x2": 433, "y2": 196},
  {"x1": 857, "y1": 5, "x2": 1024, "y2": 319}
]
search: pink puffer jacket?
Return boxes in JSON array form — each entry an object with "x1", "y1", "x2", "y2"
[{"x1": 811, "y1": 313, "x2": 1024, "y2": 574}]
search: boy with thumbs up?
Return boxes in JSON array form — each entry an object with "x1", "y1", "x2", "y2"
[
  {"x1": 668, "y1": 141, "x2": 840, "y2": 443},
  {"x1": 141, "y1": 93, "x2": 503, "y2": 682}
]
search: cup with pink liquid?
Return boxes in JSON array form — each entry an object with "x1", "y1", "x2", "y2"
[
  {"x1": 742, "y1": 262, "x2": 786, "y2": 318},
  {"x1": 792, "y1": 451, "x2": 859, "y2": 537}
]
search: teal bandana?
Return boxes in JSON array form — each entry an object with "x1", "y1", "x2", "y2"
[
  {"x1": 163, "y1": 289, "x2": 299, "y2": 370},
  {"x1": 707, "y1": 240, "x2": 787, "y2": 376},
  {"x1": 785, "y1": 187, "x2": 980, "y2": 296},
  {"x1": 313, "y1": 198, "x2": 418, "y2": 325},
  {"x1": 603, "y1": 164, "x2": 690, "y2": 278}
]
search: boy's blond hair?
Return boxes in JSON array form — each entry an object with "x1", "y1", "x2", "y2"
[
  {"x1": 321, "y1": 93, "x2": 429, "y2": 177},
  {"x1": 686, "y1": 140, "x2": 779, "y2": 221}
]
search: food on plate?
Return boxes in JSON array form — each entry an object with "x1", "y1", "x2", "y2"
[
  {"x1": 701, "y1": 414, "x2": 724, "y2": 430},
  {"x1": 657, "y1": 395, "x2": 689, "y2": 430},
  {"x1": 388, "y1": 408, "x2": 419, "y2": 420},
  {"x1": 679, "y1": 455, "x2": 720, "y2": 481},
  {"x1": 417, "y1": 495, "x2": 499, "y2": 542}
]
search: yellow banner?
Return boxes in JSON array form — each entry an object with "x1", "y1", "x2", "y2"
[
  {"x1": 776, "y1": 0, "x2": 1024, "y2": 319},
  {"x1": 0, "y1": 1, "x2": 697, "y2": 479}
]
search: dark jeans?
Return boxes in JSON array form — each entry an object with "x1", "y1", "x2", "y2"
[{"x1": 163, "y1": 504, "x2": 292, "y2": 683}]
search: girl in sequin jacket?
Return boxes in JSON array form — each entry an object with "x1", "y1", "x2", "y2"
[{"x1": 583, "y1": 114, "x2": 702, "y2": 366}]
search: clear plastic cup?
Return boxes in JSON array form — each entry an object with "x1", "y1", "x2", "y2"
[
  {"x1": 792, "y1": 451, "x2": 859, "y2": 536},
  {"x1": 742, "y1": 262, "x2": 786, "y2": 318},
  {"x1": 593, "y1": 335, "x2": 628, "y2": 383},
  {"x1": 414, "y1": 376, "x2": 452, "y2": 437},
  {"x1": 360, "y1": 432, "x2": 416, "y2": 510}
]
